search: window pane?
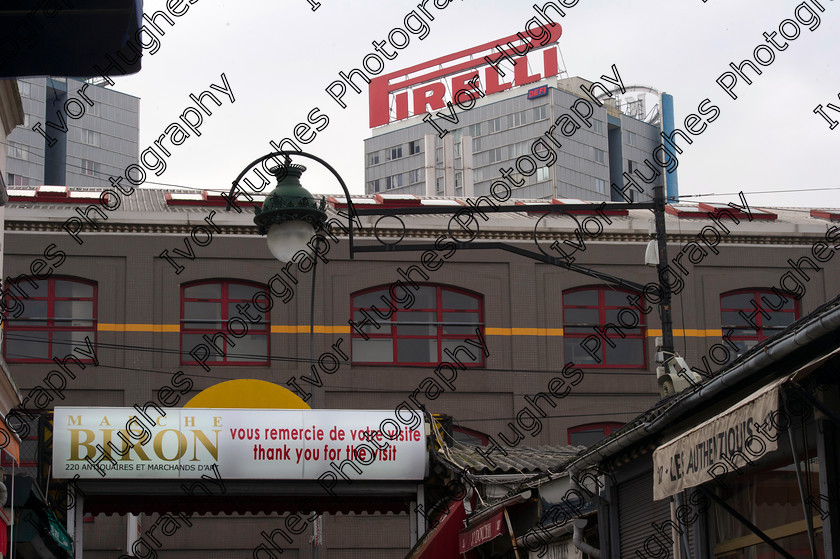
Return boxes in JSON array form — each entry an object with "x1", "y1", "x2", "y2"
[
  {"x1": 52, "y1": 331, "x2": 92, "y2": 357},
  {"x1": 184, "y1": 301, "x2": 221, "y2": 323},
  {"x1": 721, "y1": 311, "x2": 751, "y2": 328},
  {"x1": 6, "y1": 331, "x2": 50, "y2": 360},
  {"x1": 413, "y1": 287, "x2": 437, "y2": 309},
  {"x1": 604, "y1": 338, "x2": 645, "y2": 366},
  {"x1": 604, "y1": 290, "x2": 634, "y2": 307},
  {"x1": 228, "y1": 284, "x2": 264, "y2": 300},
  {"x1": 182, "y1": 334, "x2": 225, "y2": 359},
  {"x1": 721, "y1": 292, "x2": 754, "y2": 309},
  {"x1": 761, "y1": 294, "x2": 795, "y2": 311},
  {"x1": 605, "y1": 308, "x2": 641, "y2": 329},
  {"x1": 54, "y1": 300, "x2": 94, "y2": 324},
  {"x1": 442, "y1": 290, "x2": 478, "y2": 310},
  {"x1": 565, "y1": 338, "x2": 599, "y2": 364},
  {"x1": 442, "y1": 312, "x2": 479, "y2": 335},
  {"x1": 9, "y1": 280, "x2": 47, "y2": 298},
  {"x1": 564, "y1": 290, "x2": 598, "y2": 306},
  {"x1": 397, "y1": 311, "x2": 436, "y2": 335},
  {"x1": 353, "y1": 338, "x2": 393, "y2": 362},
  {"x1": 230, "y1": 334, "x2": 268, "y2": 362},
  {"x1": 228, "y1": 303, "x2": 267, "y2": 328},
  {"x1": 55, "y1": 280, "x2": 93, "y2": 298},
  {"x1": 17, "y1": 299, "x2": 49, "y2": 324},
  {"x1": 764, "y1": 311, "x2": 795, "y2": 328},
  {"x1": 184, "y1": 284, "x2": 221, "y2": 299},
  {"x1": 398, "y1": 338, "x2": 438, "y2": 363},
  {"x1": 565, "y1": 308, "x2": 599, "y2": 325},
  {"x1": 353, "y1": 289, "x2": 389, "y2": 309},
  {"x1": 352, "y1": 311, "x2": 390, "y2": 334},
  {"x1": 570, "y1": 429, "x2": 607, "y2": 447}
]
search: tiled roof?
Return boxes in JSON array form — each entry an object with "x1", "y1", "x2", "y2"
[
  {"x1": 5, "y1": 186, "x2": 838, "y2": 241},
  {"x1": 444, "y1": 440, "x2": 585, "y2": 475}
]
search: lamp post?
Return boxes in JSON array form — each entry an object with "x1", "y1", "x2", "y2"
[{"x1": 240, "y1": 159, "x2": 335, "y2": 559}]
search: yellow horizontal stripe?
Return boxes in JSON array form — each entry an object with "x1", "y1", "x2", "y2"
[
  {"x1": 486, "y1": 327, "x2": 564, "y2": 336},
  {"x1": 647, "y1": 329, "x2": 722, "y2": 337},
  {"x1": 94, "y1": 324, "x2": 723, "y2": 337},
  {"x1": 270, "y1": 325, "x2": 352, "y2": 334},
  {"x1": 97, "y1": 324, "x2": 179, "y2": 332}
]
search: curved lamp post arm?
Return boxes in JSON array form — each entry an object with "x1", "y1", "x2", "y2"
[{"x1": 226, "y1": 150, "x2": 359, "y2": 258}]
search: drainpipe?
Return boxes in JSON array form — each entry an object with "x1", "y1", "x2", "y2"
[
  {"x1": 573, "y1": 518, "x2": 600, "y2": 558},
  {"x1": 569, "y1": 471, "x2": 601, "y2": 558}
]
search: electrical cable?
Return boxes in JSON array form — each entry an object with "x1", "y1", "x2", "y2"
[{"x1": 2, "y1": 331, "x2": 659, "y2": 377}]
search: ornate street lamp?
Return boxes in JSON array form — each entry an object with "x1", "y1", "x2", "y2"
[
  {"x1": 229, "y1": 151, "x2": 355, "y2": 263},
  {"x1": 253, "y1": 164, "x2": 328, "y2": 262}
]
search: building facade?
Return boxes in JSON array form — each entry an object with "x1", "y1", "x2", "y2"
[
  {"x1": 364, "y1": 76, "x2": 665, "y2": 203},
  {"x1": 6, "y1": 78, "x2": 139, "y2": 189},
  {"x1": 1, "y1": 187, "x2": 838, "y2": 556},
  {"x1": 446, "y1": 294, "x2": 840, "y2": 559}
]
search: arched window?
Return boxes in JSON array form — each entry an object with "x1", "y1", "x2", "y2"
[
  {"x1": 720, "y1": 289, "x2": 799, "y2": 353},
  {"x1": 568, "y1": 422, "x2": 623, "y2": 447},
  {"x1": 181, "y1": 280, "x2": 270, "y2": 366},
  {"x1": 4, "y1": 277, "x2": 96, "y2": 362},
  {"x1": 562, "y1": 286, "x2": 646, "y2": 368},
  {"x1": 452, "y1": 425, "x2": 489, "y2": 447},
  {"x1": 350, "y1": 284, "x2": 484, "y2": 366}
]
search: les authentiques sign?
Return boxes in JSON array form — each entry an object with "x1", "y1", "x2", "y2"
[{"x1": 53, "y1": 408, "x2": 426, "y2": 480}]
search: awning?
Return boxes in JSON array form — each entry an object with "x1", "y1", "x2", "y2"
[
  {"x1": 6, "y1": 476, "x2": 73, "y2": 558},
  {"x1": 653, "y1": 377, "x2": 786, "y2": 500},
  {"x1": 0, "y1": 0, "x2": 142, "y2": 78},
  {"x1": 459, "y1": 509, "x2": 506, "y2": 553},
  {"x1": 75, "y1": 479, "x2": 418, "y2": 516},
  {"x1": 44, "y1": 510, "x2": 73, "y2": 555},
  {"x1": 5, "y1": 475, "x2": 46, "y2": 509},
  {"x1": 457, "y1": 490, "x2": 533, "y2": 554},
  {"x1": 405, "y1": 499, "x2": 465, "y2": 559},
  {"x1": 0, "y1": 416, "x2": 20, "y2": 464},
  {"x1": 13, "y1": 509, "x2": 72, "y2": 559}
]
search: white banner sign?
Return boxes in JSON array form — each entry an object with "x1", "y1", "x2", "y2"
[
  {"x1": 652, "y1": 380, "x2": 782, "y2": 500},
  {"x1": 53, "y1": 408, "x2": 426, "y2": 480}
]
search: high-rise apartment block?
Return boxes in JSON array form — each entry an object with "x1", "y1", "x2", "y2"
[
  {"x1": 6, "y1": 77, "x2": 139, "y2": 188},
  {"x1": 365, "y1": 75, "x2": 666, "y2": 202}
]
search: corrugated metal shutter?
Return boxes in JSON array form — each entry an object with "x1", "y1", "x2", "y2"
[{"x1": 618, "y1": 472, "x2": 672, "y2": 558}]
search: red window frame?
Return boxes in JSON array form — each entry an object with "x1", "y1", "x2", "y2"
[
  {"x1": 180, "y1": 280, "x2": 270, "y2": 367},
  {"x1": 562, "y1": 286, "x2": 647, "y2": 369},
  {"x1": 3, "y1": 276, "x2": 97, "y2": 363},
  {"x1": 350, "y1": 284, "x2": 484, "y2": 367},
  {"x1": 720, "y1": 288, "x2": 799, "y2": 344},
  {"x1": 567, "y1": 422, "x2": 623, "y2": 446}
]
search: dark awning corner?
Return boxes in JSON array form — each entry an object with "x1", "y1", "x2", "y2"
[{"x1": 0, "y1": 0, "x2": 143, "y2": 78}]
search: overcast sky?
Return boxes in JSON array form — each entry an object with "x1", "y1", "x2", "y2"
[{"x1": 112, "y1": 0, "x2": 840, "y2": 209}]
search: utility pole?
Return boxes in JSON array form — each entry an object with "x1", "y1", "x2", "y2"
[{"x1": 653, "y1": 182, "x2": 675, "y2": 356}]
